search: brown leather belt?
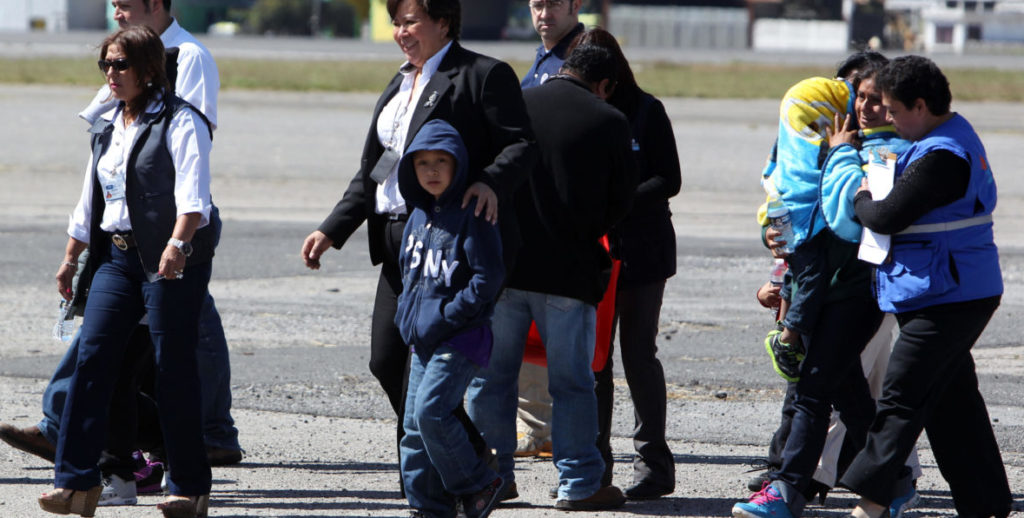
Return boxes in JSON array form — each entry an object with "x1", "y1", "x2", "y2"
[{"x1": 110, "y1": 232, "x2": 138, "y2": 250}]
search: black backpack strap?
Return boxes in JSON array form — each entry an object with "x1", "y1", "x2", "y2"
[
  {"x1": 164, "y1": 95, "x2": 213, "y2": 141},
  {"x1": 165, "y1": 47, "x2": 180, "y2": 93}
]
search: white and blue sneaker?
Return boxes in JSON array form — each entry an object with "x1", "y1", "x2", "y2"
[
  {"x1": 889, "y1": 485, "x2": 920, "y2": 518},
  {"x1": 97, "y1": 474, "x2": 138, "y2": 506},
  {"x1": 732, "y1": 483, "x2": 795, "y2": 518}
]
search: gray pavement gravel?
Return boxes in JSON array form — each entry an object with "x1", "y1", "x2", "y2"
[{"x1": 0, "y1": 50, "x2": 1023, "y2": 517}]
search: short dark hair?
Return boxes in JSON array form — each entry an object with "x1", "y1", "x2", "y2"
[
  {"x1": 101, "y1": 25, "x2": 170, "y2": 117},
  {"x1": 562, "y1": 44, "x2": 616, "y2": 86},
  {"x1": 141, "y1": 0, "x2": 171, "y2": 11},
  {"x1": 835, "y1": 50, "x2": 888, "y2": 80},
  {"x1": 850, "y1": 54, "x2": 888, "y2": 91},
  {"x1": 386, "y1": 0, "x2": 461, "y2": 41},
  {"x1": 876, "y1": 55, "x2": 951, "y2": 116}
]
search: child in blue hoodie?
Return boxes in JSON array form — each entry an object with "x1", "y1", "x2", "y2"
[{"x1": 395, "y1": 119, "x2": 505, "y2": 518}]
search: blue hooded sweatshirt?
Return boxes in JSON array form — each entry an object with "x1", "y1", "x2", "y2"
[
  {"x1": 394, "y1": 120, "x2": 504, "y2": 365},
  {"x1": 819, "y1": 125, "x2": 910, "y2": 242}
]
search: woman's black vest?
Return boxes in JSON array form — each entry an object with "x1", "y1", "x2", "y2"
[{"x1": 85, "y1": 95, "x2": 215, "y2": 282}]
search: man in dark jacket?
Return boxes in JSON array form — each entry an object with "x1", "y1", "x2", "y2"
[{"x1": 466, "y1": 44, "x2": 636, "y2": 511}]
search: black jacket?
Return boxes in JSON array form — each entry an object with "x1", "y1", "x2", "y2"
[
  {"x1": 511, "y1": 76, "x2": 637, "y2": 305},
  {"x1": 317, "y1": 42, "x2": 536, "y2": 267},
  {"x1": 610, "y1": 92, "x2": 681, "y2": 283}
]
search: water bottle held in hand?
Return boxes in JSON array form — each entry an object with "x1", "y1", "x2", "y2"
[
  {"x1": 770, "y1": 259, "x2": 788, "y2": 288},
  {"x1": 766, "y1": 199, "x2": 795, "y2": 254},
  {"x1": 52, "y1": 300, "x2": 75, "y2": 343}
]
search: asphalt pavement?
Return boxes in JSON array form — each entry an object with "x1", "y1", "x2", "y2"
[{"x1": 0, "y1": 47, "x2": 1022, "y2": 517}]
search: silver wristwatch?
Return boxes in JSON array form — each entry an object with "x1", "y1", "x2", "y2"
[{"x1": 167, "y1": 237, "x2": 193, "y2": 257}]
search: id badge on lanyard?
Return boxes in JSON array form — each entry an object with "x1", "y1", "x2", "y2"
[{"x1": 102, "y1": 168, "x2": 127, "y2": 203}]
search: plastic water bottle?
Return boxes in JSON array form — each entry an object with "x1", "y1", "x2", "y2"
[
  {"x1": 770, "y1": 259, "x2": 788, "y2": 288},
  {"x1": 766, "y1": 199, "x2": 795, "y2": 254},
  {"x1": 52, "y1": 300, "x2": 75, "y2": 343}
]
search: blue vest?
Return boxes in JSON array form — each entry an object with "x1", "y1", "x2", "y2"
[
  {"x1": 87, "y1": 95, "x2": 215, "y2": 281},
  {"x1": 875, "y1": 114, "x2": 1002, "y2": 313}
]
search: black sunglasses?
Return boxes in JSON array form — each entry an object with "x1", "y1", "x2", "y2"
[{"x1": 98, "y1": 58, "x2": 130, "y2": 73}]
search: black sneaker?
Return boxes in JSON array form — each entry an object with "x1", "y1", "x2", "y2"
[
  {"x1": 462, "y1": 477, "x2": 502, "y2": 518},
  {"x1": 624, "y1": 480, "x2": 673, "y2": 500},
  {"x1": 764, "y1": 330, "x2": 804, "y2": 382},
  {"x1": 555, "y1": 485, "x2": 626, "y2": 511}
]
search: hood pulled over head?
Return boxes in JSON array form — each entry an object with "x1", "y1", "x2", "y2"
[{"x1": 398, "y1": 119, "x2": 470, "y2": 210}]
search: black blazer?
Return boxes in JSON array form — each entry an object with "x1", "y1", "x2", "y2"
[{"x1": 318, "y1": 42, "x2": 537, "y2": 266}]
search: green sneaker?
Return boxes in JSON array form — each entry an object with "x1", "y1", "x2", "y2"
[{"x1": 764, "y1": 330, "x2": 804, "y2": 382}]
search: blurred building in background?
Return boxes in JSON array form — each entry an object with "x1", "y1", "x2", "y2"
[
  {"x1": 3, "y1": 0, "x2": 1023, "y2": 54},
  {"x1": 0, "y1": 0, "x2": 106, "y2": 32}
]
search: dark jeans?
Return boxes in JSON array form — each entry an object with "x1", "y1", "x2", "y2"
[
  {"x1": 770, "y1": 294, "x2": 882, "y2": 515},
  {"x1": 596, "y1": 279, "x2": 674, "y2": 489},
  {"x1": 781, "y1": 231, "x2": 829, "y2": 337},
  {"x1": 370, "y1": 219, "x2": 486, "y2": 473},
  {"x1": 56, "y1": 244, "x2": 211, "y2": 496},
  {"x1": 840, "y1": 296, "x2": 1011, "y2": 517},
  {"x1": 39, "y1": 294, "x2": 239, "y2": 452}
]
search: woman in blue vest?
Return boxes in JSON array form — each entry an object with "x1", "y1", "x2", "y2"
[
  {"x1": 40, "y1": 26, "x2": 214, "y2": 518},
  {"x1": 838, "y1": 56, "x2": 1011, "y2": 518}
]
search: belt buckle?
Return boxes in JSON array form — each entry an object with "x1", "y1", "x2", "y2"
[{"x1": 112, "y1": 234, "x2": 129, "y2": 251}]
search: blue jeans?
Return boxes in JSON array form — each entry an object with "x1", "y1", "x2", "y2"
[
  {"x1": 38, "y1": 293, "x2": 239, "y2": 451},
  {"x1": 782, "y1": 231, "x2": 829, "y2": 337},
  {"x1": 55, "y1": 244, "x2": 211, "y2": 495},
  {"x1": 466, "y1": 288, "x2": 604, "y2": 500},
  {"x1": 401, "y1": 345, "x2": 494, "y2": 518}
]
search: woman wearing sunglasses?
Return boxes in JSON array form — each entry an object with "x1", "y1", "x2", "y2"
[{"x1": 40, "y1": 25, "x2": 215, "y2": 518}]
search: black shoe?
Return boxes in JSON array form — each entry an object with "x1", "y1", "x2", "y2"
[
  {"x1": 497, "y1": 480, "x2": 518, "y2": 502},
  {"x1": 625, "y1": 480, "x2": 673, "y2": 500},
  {"x1": 548, "y1": 486, "x2": 558, "y2": 499},
  {"x1": 206, "y1": 446, "x2": 243, "y2": 466},
  {"x1": 744, "y1": 459, "x2": 775, "y2": 492},
  {"x1": 555, "y1": 485, "x2": 626, "y2": 511},
  {"x1": 804, "y1": 479, "x2": 830, "y2": 505},
  {"x1": 409, "y1": 511, "x2": 429, "y2": 518},
  {"x1": 746, "y1": 471, "x2": 773, "y2": 492},
  {"x1": 0, "y1": 424, "x2": 55, "y2": 463},
  {"x1": 462, "y1": 477, "x2": 502, "y2": 518}
]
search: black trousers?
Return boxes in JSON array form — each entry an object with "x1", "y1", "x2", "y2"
[
  {"x1": 369, "y1": 219, "x2": 486, "y2": 472},
  {"x1": 840, "y1": 296, "x2": 1011, "y2": 517},
  {"x1": 596, "y1": 279, "x2": 674, "y2": 488},
  {"x1": 772, "y1": 295, "x2": 882, "y2": 512}
]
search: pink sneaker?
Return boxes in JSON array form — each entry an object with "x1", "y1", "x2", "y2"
[{"x1": 132, "y1": 451, "x2": 165, "y2": 494}]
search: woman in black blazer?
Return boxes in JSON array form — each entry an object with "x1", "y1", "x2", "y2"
[{"x1": 300, "y1": 0, "x2": 536, "y2": 487}]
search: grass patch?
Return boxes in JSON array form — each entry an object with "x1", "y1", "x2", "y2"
[{"x1": 3, "y1": 56, "x2": 1023, "y2": 101}]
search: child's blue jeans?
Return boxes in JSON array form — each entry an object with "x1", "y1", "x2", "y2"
[{"x1": 401, "y1": 344, "x2": 496, "y2": 517}]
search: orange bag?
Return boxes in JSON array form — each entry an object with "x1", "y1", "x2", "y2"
[{"x1": 522, "y1": 237, "x2": 620, "y2": 372}]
